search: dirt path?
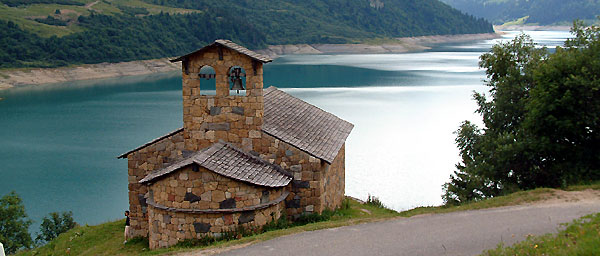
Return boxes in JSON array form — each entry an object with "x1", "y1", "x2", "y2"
[
  {"x1": 85, "y1": 0, "x2": 100, "y2": 10},
  {"x1": 179, "y1": 190, "x2": 599, "y2": 256}
]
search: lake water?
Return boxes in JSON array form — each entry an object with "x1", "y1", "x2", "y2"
[{"x1": 0, "y1": 30, "x2": 573, "y2": 230}]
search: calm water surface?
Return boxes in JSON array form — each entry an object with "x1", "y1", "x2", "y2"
[{"x1": 0, "y1": 30, "x2": 572, "y2": 229}]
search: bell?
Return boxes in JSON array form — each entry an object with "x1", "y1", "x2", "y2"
[{"x1": 231, "y1": 77, "x2": 245, "y2": 92}]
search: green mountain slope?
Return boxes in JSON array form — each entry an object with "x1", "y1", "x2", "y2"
[
  {"x1": 441, "y1": 0, "x2": 600, "y2": 25},
  {"x1": 0, "y1": 0, "x2": 493, "y2": 68}
]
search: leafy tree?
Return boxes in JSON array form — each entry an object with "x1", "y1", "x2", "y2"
[
  {"x1": 36, "y1": 211, "x2": 77, "y2": 243},
  {"x1": 0, "y1": 192, "x2": 32, "y2": 254},
  {"x1": 444, "y1": 34, "x2": 547, "y2": 204},
  {"x1": 525, "y1": 21, "x2": 600, "y2": 185},
  {"x1": 444, "y1": 21, "x2": 600, "y2": 204}
]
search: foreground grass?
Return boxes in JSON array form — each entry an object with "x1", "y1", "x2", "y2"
[
  {"x1": 482, "y1": 212, "x2": 600, "y2": 256},
  {"x1": 400, "y1": 187, "x2": 558, "y2": 217},
  {"x1": 400, "y1": 181, "x2": 600, "y2": 217},
  {"x1": 16, "y1": 183, "x2": 599, "y2": 255}
]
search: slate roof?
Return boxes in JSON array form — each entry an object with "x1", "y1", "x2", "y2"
[
  {"x1": 139, "y1": 141, "x2": 292, "y2": 187},
  {"x1": 170, "y1": 39, "x2": 273, "y2": 63},
  {"x1": 117, "y1": 128, "x2": 183, "y2": 159},
  {"x1": 262, "y1": 86, "x2": 354, "y2": 164}
]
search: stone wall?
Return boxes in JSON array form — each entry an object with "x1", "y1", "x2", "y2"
[
  {"x1": 127, "y1": 131, "x2": 184, "y2": 237},
  {"x1": 321, "y1": 144, "x2": 346, "y2": 210},
  {"x1": 148, "y1": 202, "x2": 283, "y2": 249},
  {"x1": 256, "y1": 132, "x2": 338, "y2": 217},
  {"x1": 149, "y1": 166, "x2": 285, "y2": 210},
  {"x1": 181, "y1": 46, "x2": 264, "y2": 152},
  {"x1": 146, "y1": 165, "x2": 285, "y2": 249}
]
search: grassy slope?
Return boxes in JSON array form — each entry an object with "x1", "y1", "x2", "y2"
[
  {"x1": 483, "y1": 212, "x2": 600, "y2": 255},
  {"x1": 15, "y1": 183, "x2": 600, "y2": 255},
  {"x1": 0, "y1": 0, "x2": 198, "y2": 37},
  {"x1": 15, "y1": 200, "x2": 399, "y2": 256}
]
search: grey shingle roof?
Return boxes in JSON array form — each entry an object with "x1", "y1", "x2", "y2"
[
  {"x1": 262, "y1": 87, "x2": 354, "y2": 164},
  {"x1": 170, "y1": 39, "x2": 272, "y2": 63},
  {"x1": 139, "y1": 141, "x2": 292, "y2": 187},
  {"x1": 117, "y1": 128, "x2": 183, "y2": 159}
]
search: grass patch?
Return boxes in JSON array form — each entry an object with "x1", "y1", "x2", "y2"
[
  {"x1": 399, "y1": 188, "x2": 556, "y2": 217},
  {"x1": 0, "y1": 0, "x2": 199, "y2": 38},
  {"x1": 359, "y1": 37, "x2": 404, "y2": 45},
  {"x1": 502, "y1": 16, "x2": 531, "y2": 26},
  {"x1": 564, "y1": 180, "x2": 600, "y2": 191},
  {"x1": 399, "y1": 182, "x2": 600, "y2": 217},
  {"x1": 482, "y1": 212, "x2": 600, "y2": 256},
  {"x1": 15, "y1": 219, "x2": 156, "y2": 256}
]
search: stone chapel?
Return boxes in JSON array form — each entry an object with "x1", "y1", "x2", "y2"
[{"x1": 118, "y1": 39, "x2": 353, "y2": 249}]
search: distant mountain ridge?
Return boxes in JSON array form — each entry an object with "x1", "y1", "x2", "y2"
[
  {"x1": 0, "y1": 0, "x2": 493, "y2": 68},
  {"x1": 441, "y1": 0, "x2": 600, "y2": 25}
]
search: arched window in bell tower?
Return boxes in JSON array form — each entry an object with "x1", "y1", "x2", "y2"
[
  {"x1": 199, "y1": 65, "x2": 216, "y2": 96},
  {"x1": 228, "y1": 66, "x2": 246, "y2": 96}
]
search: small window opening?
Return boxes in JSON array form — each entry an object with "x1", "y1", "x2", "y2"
[
  {"x1": 228, "y1": 66, "x2": 246, "y2": 96},
  {"x1": 199, "y1": 66, "x2": 216, "y2": 96}
]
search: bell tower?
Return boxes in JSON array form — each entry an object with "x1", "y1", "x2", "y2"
[{"x1": 170, "y1": 40, "x2": 272, "y2": 152}]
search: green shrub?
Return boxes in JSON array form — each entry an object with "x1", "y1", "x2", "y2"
[
  {"x1": 34, "y1": 16, "x2": 67, "y2": 26},
  {"x1": 366, "y1": 194, "x2": 386, "y2": 209},
  {"x1": 0, "y1": 191, "x2": 33, "y2": 254},
  {"x1": 36, "y1": 211, "x2": 77, "y2": 243}
]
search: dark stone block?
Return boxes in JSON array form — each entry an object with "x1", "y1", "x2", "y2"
[
  {"x1": 285, "y1": 199, "x2": 301, "y2": 209},
  {"x1": 208, "y1": 123, "x2": 230, "y2": 131},
  {"x1": 194, "y1": 222, "x2": 211, "y2": 233},
  {"x1": 138, "y1": 194, "x2": 148, "y2": 207},
  {"x1": 220, "y1": 198, "x2": 236, "y2": 209},
  {"x1": 232, "y1": 106, "x2": 245, "y2": 115},
  {"x1": 152, "y1": 220, "x2": 159, "y2": 233},
  {"x1": 182, "y1": 150, "x2": 195, "y2": 158},
  {"x1": 285, "y1": 150, "x2": 293, "y2": 156},
  {"x1": 292, "y1": 180, "x2": 310, "y2": 189},
  {"x1": 210, "y1": 106, "x2": 221, "y2": 116},
  {"x1": 163, "y1": 214, "x2": 171, "y2": 224},
  {"x1": 290, "y1": 164, "x2": 301, "y2": 172},
  {"x1": 184, "y1": 192, "x2": 201, "y2": 203},
  {"x1": 261, "y1": 191, "x2": 270, "y2": 204},
  {"x1": 238, "y1": 212, "x2": 255, "y2": 224}
]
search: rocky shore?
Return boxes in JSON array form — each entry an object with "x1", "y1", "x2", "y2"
[
  {"x1": 0, "y1": 58, "x2": 181, "y2": 90},
  {"x1": 494, "y1": 25, "x2": 572, "y2": 31},
  {"x1": 0, "y1": 33, "x2": 499, "y2": 90},
  {"x1": 257, "y1": 33, "x2": 499, "y2": 58}
]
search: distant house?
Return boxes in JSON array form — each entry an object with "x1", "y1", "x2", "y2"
[{"x1": 118, "y1": 40, "x2": 353, "y2": 249}]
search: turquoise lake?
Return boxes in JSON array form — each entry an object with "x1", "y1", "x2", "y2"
[{"x1": 0, "y1": 30, "x2": 572, "y2": 229}]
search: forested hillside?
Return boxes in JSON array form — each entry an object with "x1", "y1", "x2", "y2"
[
  {"x1": 0, "y1": 0, "x2": 493, "y2": 68},
  {"x1": 441, "y1": 0, "x2": 600, "y2": 25}
]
